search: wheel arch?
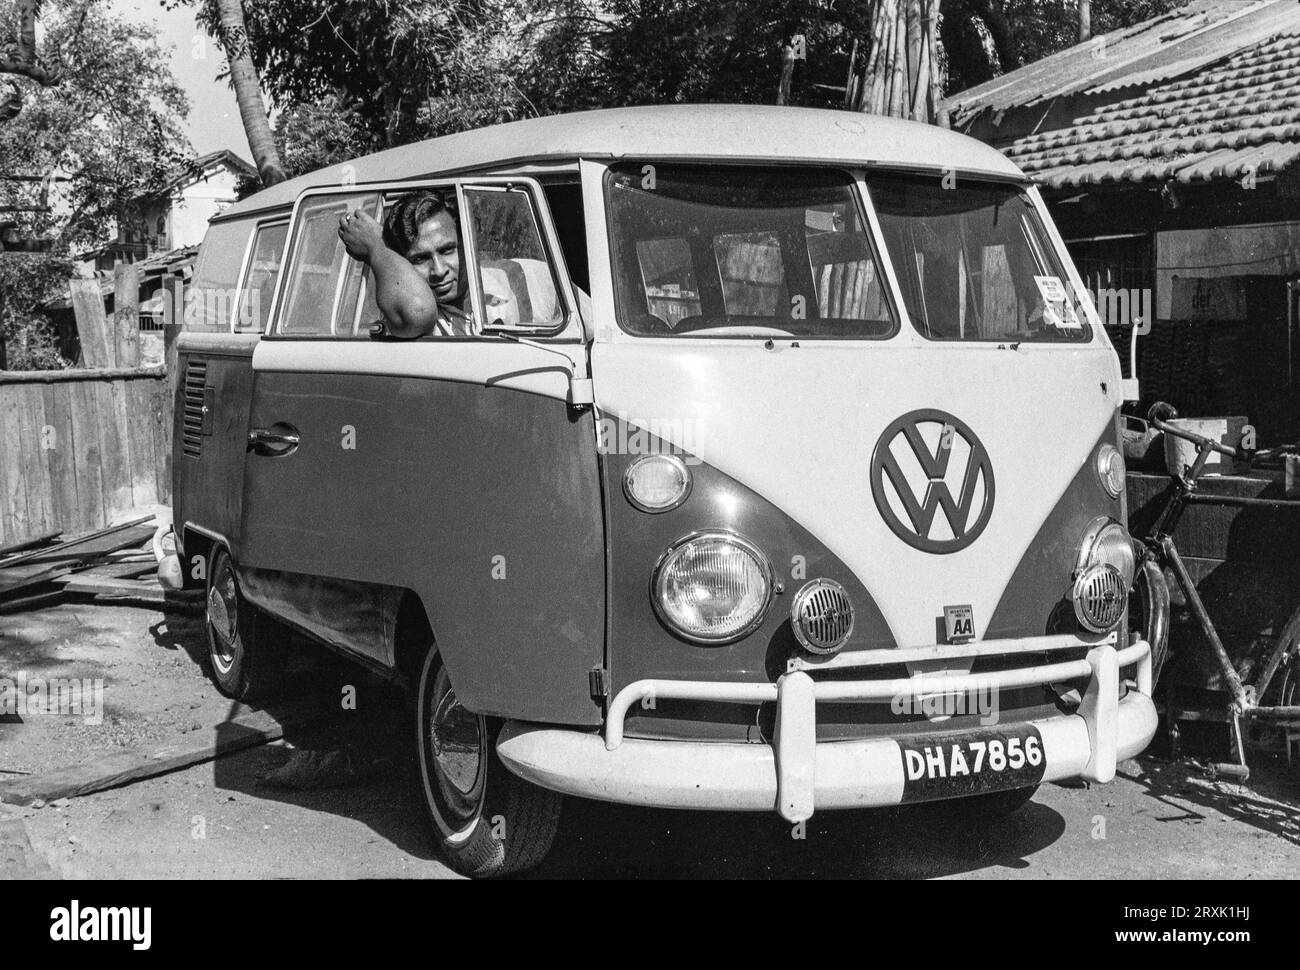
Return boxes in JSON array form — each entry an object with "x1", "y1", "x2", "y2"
[
  {"x1": 394, "y1": 589, "x2": 436, "y2": 688},
  {"x1": 180, "y1": 526, "x2": 222, "y2": 591}
]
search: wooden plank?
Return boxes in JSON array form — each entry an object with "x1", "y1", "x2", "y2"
[
  {"x1": 42, "y1": 382, "x2": 78, "y2": 540},
  {"x1": 0, "y1": 518, "x2": 153, "y2": 569},
  {"x1": 0, "y1": 705, "x2": 321, "y2": 807},
  {"x1": 68, "y1": 279, "x2": 113, "y2": 368},
  {"x1": 0, "y1": 382, "x2": 31, "y2": 546},
  {"x1": 0, "y1": 366, "x2": 166, "y2": 384},
  {"x1": 67, "y1": 379, "x2": 104, "y2": 534},
  {"x1": 162, "y1": 277, "x2": 181, "y2": 404},
  {"x1": 0, "y1": 528, "x2": 60, "y2": 559},
  {"x1": 93, "y1": 379, "x2": 131, "y2": 522},
  {"x1": 56, "y1": 574, "x2": 161, "y2": 597},
  {"x1": 125, "y1": 378, "x2": 158, "y2": 508},
  {"x1": 150, "y1": 376, "x2": 171, "y2": 503},
  {"x1": 55, "y1": 559, "x2": 157, "y2": 584},
  {"x1": 0, "y1": 388, "x2": 16, "y2": 549},
  {"x1": 0, "y1": 563, "x2": 71, "y2": 597},
  {"x1": 113, "y1": 263, "x2": 141, "y2": 368},
  {"x1": 18, "y1": 384, "x2": 54, "y2": 537}
]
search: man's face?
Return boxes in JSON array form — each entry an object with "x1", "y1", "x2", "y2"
[{"x1": 404, "y1": 210, "x2": 461, "y2": 305}]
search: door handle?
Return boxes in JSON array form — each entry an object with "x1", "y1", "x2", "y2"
[{"x1": 248, "y1": 423, "x2": 300, "y2": 456}]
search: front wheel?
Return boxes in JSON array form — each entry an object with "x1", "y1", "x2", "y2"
[
  {"x1": 204, "y1": 547, "x2": 280, "y2": 701},
  {"x1": 414, "y1": 647, "x2": 562, "y2": 877}
]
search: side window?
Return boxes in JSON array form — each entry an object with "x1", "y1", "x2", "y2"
[
  {"x1": 278, "y1": 192, "x2": 380, "y2": 335},
  {"x1": 234, "y1": 220, "x2": 288, "y2": 332},
  {"x1": 462, "y1": 186, "x2": 565, "y2": 330},
  {"x1": 188, "y1": 221, "x2": 253, "y2": 332}
]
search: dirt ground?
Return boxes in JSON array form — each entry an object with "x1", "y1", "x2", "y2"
[{"x1": 1, "y1": 599, "x2": 1298, "y2": 879}]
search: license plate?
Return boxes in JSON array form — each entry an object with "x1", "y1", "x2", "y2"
[{"x1": 898, "y1": 725, "x2": 1046, "y2": 802}]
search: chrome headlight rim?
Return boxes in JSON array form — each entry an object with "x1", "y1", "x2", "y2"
[
  {"x1": 650, "y1": 529, "x2": 775, "y2": 645},
  {"x1": 1095, "y1": 442, "x2": 1126, "y2": 500},
  {"x1": 1076, "y1": 515, "x2": 1136, "y2": 588},
  {"x1": 623, "y1": 453, "x2": 692, "y2": 513}
]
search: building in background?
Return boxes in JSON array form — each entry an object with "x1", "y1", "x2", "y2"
[
  {"x1": 77, "y1": 149, "x2": 254, "y2": 275},
  {"x1": 945, "y1": 0, "x2": 1300, "y2": 444}
]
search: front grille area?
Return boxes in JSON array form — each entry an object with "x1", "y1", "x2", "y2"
[{"x1": 181, "y1": 359, "x2": 207, "y2": 459}]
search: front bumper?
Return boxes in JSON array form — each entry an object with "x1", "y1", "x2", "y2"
[{"x1": 497, "y1": 634, "x2": 1157, "y2": 822}]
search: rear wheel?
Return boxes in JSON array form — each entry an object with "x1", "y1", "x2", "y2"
[
  {"x1": 414, "y1": 646, "x2": 561, "y2": 877},
  {"x1": 204, "y1": 548, "x2": 279, "y2": 701}
]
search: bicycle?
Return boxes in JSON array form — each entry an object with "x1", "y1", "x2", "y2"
[{"x1": 1135, "y1": 401, "x2": 1300, "y2": 779}]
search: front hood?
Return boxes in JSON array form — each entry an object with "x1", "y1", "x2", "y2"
[{"x1": 592, "y1": 339, "x2": 1123, "y2": 647}]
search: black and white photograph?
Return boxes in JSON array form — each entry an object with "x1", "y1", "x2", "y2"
[{"x1": 0, "y1": 0, "x2": 1294, "y2": 915}]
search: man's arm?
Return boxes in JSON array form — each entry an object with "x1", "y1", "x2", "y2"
[{"x1": 338, "y1": 209, "x2": 440, "y2": 338}]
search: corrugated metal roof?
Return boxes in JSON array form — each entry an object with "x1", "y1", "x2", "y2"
[
  {"x1": 945, "y1": 0, "x2": 1300, "y2": 122},
  {"x1": 1004, "y1": 31, "x2": 1300, "y2": 187}
]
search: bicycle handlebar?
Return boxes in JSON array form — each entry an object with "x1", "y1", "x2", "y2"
[{"x1": 1146, "y1": 402, "x2": 1243, "y2": 459}]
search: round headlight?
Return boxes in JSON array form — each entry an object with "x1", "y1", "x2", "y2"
[
  {"x1": 1096, "y1": 443, "x2": 1126, "y2": 499},
  {"x1": 652, "y1": 532, "x2": 773, "y2": 643},
  {"x1": 624, "y1": 455, "x2": 692, "y2": 513},
  {"x1": 1077, "y1": 516, "x2": 1135, "y2": 591}
]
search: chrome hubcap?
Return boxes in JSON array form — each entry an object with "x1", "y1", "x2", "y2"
[
  {"x1": 207, "y1": 567, "x2": 239, "y2": 673},
  {"x1": 428, "y1": 680, "x2": 485, "y2": 821}
]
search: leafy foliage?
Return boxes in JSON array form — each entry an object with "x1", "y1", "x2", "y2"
[
  {"x1": 0, "y1": 0, "x2": 192, "y2": 249},
  {"x1": 0, "y1": 0, "x2": 191, "y2": 368},
  {"x1": 0, "y1": 253, "x2": 74, "y2": 369},
  {"x1": 178, "y1": 0, "x2": 1186, "y2": 172}
]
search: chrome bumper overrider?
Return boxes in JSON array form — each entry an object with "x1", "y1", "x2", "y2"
[{"x1": 496, "y1": 634, "x2": 1157, "y2": 822}]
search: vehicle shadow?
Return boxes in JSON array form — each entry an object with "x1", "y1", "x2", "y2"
[
  {"x1": 150, "y1": 606, "x2": 443, "y2": 863},
  {"x1": 527, "y1": 796, "x2": 1067, "y2": 879}
]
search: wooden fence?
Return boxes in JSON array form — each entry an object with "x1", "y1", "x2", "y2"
[{"x1": 0, "y1": 266, "x2": 176, "y2": 548}]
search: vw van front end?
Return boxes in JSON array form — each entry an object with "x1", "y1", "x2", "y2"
[{"x1": 497, "y1": 139, "x2": 1164, "y2": 821}]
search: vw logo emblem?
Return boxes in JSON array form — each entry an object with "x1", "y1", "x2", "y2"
[{"x1": 870, "y1": 409, "x2": 995, "y2": 554}]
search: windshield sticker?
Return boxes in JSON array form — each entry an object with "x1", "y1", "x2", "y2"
[{"x1": 1034, "y1": 275, "x2": 1081, "y2": 329}]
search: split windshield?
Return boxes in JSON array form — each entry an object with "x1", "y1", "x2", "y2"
[
  {"x1": 867, "y1": 173, "x2": 1092, "y2": 342},
  {"x1": 606, "y1": 164, "x2": 896, "y2": 338},
  {"x1": 606, "y1": 163, "x2": 1092, "y2": 343}
]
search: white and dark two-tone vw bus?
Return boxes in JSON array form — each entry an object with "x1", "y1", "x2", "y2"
[{"x1": 164, "y1": 105, "x2": 1165, "y2": 877}]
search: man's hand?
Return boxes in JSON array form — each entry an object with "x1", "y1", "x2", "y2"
[{"x1": 337, "y1": 209, "x2": 385, "y2": 262}]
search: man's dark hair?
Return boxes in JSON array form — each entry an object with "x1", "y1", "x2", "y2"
[{"x1": 382, "y1": 189, "x2": 458, "y2": 254}]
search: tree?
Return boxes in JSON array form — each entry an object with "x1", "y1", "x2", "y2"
[
  {"x1": 180, "y1": 0, "x2": 565, "y2": 149},
  {"x1": 211, "y1": 0, "x2": 286, "y2": 187},
  {"x1": 0, "y1": 0, "x2": 52, "y2": 120},
  {"x1": 1, "y1": 0, "x2": 192, "y2": 248},
  {"x1": 1, "y1": 0, "x2": 192, "y2": 368},
  {"x1": 848, "y1": 0, "x2": 945, "y2": 123}
]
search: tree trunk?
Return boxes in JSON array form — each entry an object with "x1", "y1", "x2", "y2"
[
  {"x1": 776, "y1": 39, "x2": 796, "y2": 105},
  {"x1": 1079, "y1": 0, "x2": 1092, "y2": 42},
  {"x1": 852, "y1": 0, "x2": 947, "y2": 127},
  {"x1": 216, "y1": 0, "x2": 286, "y2": 188}
]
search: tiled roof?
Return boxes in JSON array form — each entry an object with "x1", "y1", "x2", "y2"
[
  {"x1": 1003, "y1": 31, "x2": 1300, "y2": 188},
  {"x1": 945, "y1": 0, "x2": 1300, "y2": 121}
]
